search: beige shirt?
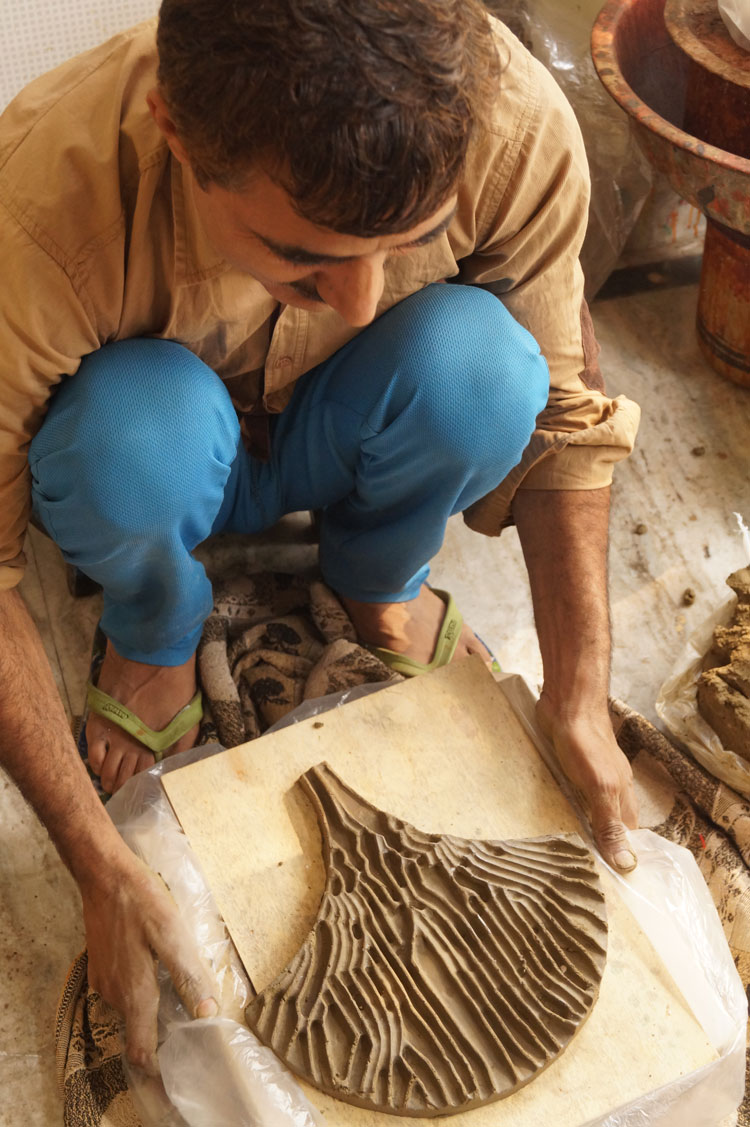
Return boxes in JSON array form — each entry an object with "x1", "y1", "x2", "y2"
[{"x1": 0, "y1": 18, "x2": 640, "y2": 592}]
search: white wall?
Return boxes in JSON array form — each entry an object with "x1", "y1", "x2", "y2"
[{"x1": 1, "y1": 0, "x2": 158, "y2": 109}]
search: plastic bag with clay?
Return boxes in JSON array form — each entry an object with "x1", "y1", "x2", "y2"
[
  {"x1": 719, "y1": 0, "x2": 750, "y2": 51},
  {"x1": 484, "y1": 0, "x2": 652, "y2": 296},
  {"x1": 656, "y1": 598, "x2": 750, "y2": 798},
  {"x1": 657, "y1": 517, "x2": 750, "y2": 797},
  {"x1": 107, "y1": 679, "x2": 745, "y2": 1126}
]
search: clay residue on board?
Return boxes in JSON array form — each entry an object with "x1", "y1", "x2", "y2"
[
  {"x1": 246, "y1": 763, "x2": 608, "y2": 1118},
  {"x1": 698, "y1": 567, "x2": 750, "y2": 758}
]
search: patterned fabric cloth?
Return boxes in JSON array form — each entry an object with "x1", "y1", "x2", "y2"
[
  {"x1": 196, "y1": 572, "x2": 399, "y2": 747},
  {"x1": 56, "y1": 953, "x2": 139, "y2": 1127},
  {"x1": 57, "y1": 579, "x2": 750, "y2": 1125}
]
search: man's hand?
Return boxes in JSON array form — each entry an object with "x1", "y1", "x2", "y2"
[
  {"x1": 513, "y1": 486, "x2": 640, "y2": 872},
  {"x1": 536, "y1": 694, "x2": 638, "y2": 871},
  {"x1": 81, "y1": 854, "x2": 219, "y2": 1074}
]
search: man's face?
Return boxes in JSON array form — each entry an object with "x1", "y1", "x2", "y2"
[{"x1": 189, "y1": 168, "x2": 457, "y2": 328}]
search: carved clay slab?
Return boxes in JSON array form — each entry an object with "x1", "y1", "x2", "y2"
[{"x1": 246, "y1": 763, "x2": 608, "y2": 1117}]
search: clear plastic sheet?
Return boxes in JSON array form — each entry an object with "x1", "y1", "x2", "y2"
[
  {"x1": 159, "y1": 1019, "x2": 321, "y2": 1127},
  {"x1": 587, "y1": 830, "x2": 746, "y2": 1127},
  {"x1": 485, "y1": 0, "x2": 652, "y2": 296},
  {"x1": 106, "y1": 678, "x2": 745, "y2": 1126}
]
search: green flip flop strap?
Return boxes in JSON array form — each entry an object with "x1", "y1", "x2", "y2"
[
  {"x1": 424, "y1": 588, "x2": 462, "y2": 668},
  {"x1": 86, "y1": 683, "x2": 203, "y2": 761},
  {"x1": 370, "y1": 589, "x2": 463, "y2": 677}
]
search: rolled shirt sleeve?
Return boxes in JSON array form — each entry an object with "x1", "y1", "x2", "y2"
[{"x1": 458, "y1": 25, "x2": 640, "y2": 535}]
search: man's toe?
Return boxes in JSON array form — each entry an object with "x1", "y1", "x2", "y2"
[
  {"x1": 166, "y1": 723, "x2": 201, "y2": 760},
  {"x1": 463, "y1": 629, "x2": 492, "y2": 663},
  {"x1": 99, "y1": 746, "x2": 126, "y2": 794},
  {"x1": 85, "y1": 721, "x2": 109, "y2": 774},
  {"x1": 113, "y1": 748, "x2": 152, "y2": 792},
  {"x1": 135, "y1": 747, "x2": 157, "y2": 775}
]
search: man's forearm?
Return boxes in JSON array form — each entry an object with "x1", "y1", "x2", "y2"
[
  {"x1": 0, "y1": 586, "x2": 126, "y2": 883},
  {"x1": 512, "y1": 486, "x2": 612, "y2": 717},
  {"x1": 0, "y1": 586, "x2": 218, "y2": 1068},
  {"x1": 512, "y1": 486, "x2": 638, "y2": 871}
]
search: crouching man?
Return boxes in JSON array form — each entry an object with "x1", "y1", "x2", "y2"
[{"x1": 0, "y1": 0, "x2": 640, "y2": 1072}]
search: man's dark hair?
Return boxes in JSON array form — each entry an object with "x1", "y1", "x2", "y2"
[{"x1": 156, "y1": 0, "x2": 500, "y2": 236}]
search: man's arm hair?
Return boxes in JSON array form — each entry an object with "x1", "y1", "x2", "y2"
[{"x1": 0, "y1": 587, "x2": 122, "y2": 879}]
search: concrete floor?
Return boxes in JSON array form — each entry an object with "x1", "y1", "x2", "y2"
[{"x1": 1, "y1": 277, "x2": 748, "y2": 1123}]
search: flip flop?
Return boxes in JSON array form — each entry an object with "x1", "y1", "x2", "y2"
[
  {"x1": 86, "y1": 682, "x2": 203, "y2": 762},
  {"x1": 369, "y1": 588, "x2": 501, "y2": 677}
]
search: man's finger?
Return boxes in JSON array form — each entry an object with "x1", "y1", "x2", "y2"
[
  {"x1": 590, "y1": 794, "x2": 637, "y2": 872},
  {"x1": 620, "y1": 778, "x2": 639, "y2": 832},
  {"x1": 123, "y1": 962, "x2": 161, "y2": 1075},
  {"x1": 157, "y1": 925, "x2": 219, "y2": 1020}
]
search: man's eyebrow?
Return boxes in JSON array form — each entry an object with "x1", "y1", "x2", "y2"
[
  {"x1": 401, "y1": 205, "x2": 457, "y2": 249},
  {"x1": 247, "y1": 205, "x2": 457, "y2": 266}
]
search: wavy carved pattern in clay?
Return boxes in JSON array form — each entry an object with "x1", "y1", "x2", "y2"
[{"x1": 246, "y1": 763, "x2": 608, "y2": 1117}]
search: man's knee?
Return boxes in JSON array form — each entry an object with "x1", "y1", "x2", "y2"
[
  {"x1": 384, "y1": 284, "x2": 550, "y2": 469},
  {"x1": 29, "y1": 338, "x2": 239, "y2": 531}
]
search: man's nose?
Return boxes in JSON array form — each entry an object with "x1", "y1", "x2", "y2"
[{"x1": 317, "y1": 254, "x2": 386, "y2": 327}]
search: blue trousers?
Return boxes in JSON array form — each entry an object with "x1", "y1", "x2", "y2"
[{"x1": 30, "y1": 284, "x2": 549, "y2": 665}]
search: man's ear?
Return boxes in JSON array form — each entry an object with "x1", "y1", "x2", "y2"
[{"x1": 147, "y1": 88, "x2": 191, "y2": 165}]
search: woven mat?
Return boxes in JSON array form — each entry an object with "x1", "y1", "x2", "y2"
[{"x1": 56, "y1": 574, "x2": 750, "y2": 1126}]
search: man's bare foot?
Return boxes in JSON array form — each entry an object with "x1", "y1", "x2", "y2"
[
  {"x1": 86, "y1": 643, "x2": 199, "y2": 794},
  {"x1": 340, "y1": 585, "x2": 493, "y2": 668}
]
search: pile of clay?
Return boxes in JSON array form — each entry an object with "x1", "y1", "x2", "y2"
[{"x1": 697, "y1": 567, "x2": 750, "y2": 758}]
